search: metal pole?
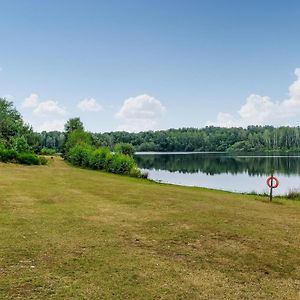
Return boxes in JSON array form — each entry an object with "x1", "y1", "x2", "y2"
[{"x1": 269, "y1": 174, "x2": 273, "y2": 202}]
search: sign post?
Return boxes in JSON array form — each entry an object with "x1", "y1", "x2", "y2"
[{"x1": 266, "y1": 175, "x2": 279, "y2": 202}]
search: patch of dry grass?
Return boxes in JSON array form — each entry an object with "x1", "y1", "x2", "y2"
[{"x1": 0, "y1": 158, "x2": 300, "y2": 299}]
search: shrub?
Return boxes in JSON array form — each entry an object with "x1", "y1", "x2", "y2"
[
  {"x1": 40, "y1": 148, "x2": 56, "y2": 155},
  {"x1": 89, "y1": 147, "x2": 110, "y2": 170},
  {"x1": 129, "y1": 168, "x2": 148, "y2": 179},
  {"x1": 0, "y1": 149, "x2": 18, "y2": 162},
  {"x1": 68, "y1": 144, "x2": 93, "y2": 167},
  {"x1": 108, "y1": 153, "x2": 137, "y2": 174},
  {"x1": 67, "y1": 144, "x2": 142, "y2": 177},
  {"x1": 16, "y1": 153, "x2": 41, "y2": 165}
]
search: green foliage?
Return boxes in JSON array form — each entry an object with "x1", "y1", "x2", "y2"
[
  {"x1": 91, "y1": 126, "x2": 300, "y2": 153},
  {"x1": 0, "y1": 98, "x2": 25, "y2": 141},
  {"x1": 31, "y1": 125, "x2": 300, "y2": 154},
  {"x1": 107, "y1": 153, "x2": 136, "y2": 174},
  {"x1": 0, "y1": 99, "x2": 48, "y2": 166},
  {"x1": 0, "y1": 149, "x2": 45, "y2": 165},
  {"x1": 0, "y1": 98, "x2": 33, "y2": 149},
  {"x1": 129, "y1": 167, "x2": 148, "y2": 179},
  {"x1": 0, "y1": 139, "x2": 6, "y2": 151},
  {"x1": 64, "y1": 129, "x2": 92, "y2": 157},
  {"x1": 37, "y1": 131, "x2": 65, "y2": 153},
  {"x1": 114, "y1": 143, "x2": 135, "y2": 156},
  {"x1": 64, "y1": 117, "x2": 84, "y2": 135},
  {"x1": 68, "y1": 144, "x2": 93, "y2": 167},
  {"x1": 16, "y1": 153, "x2": 41, "y2": 165},
  {"x1": 11, "y1": 136, "x2": 31, "y2": 153},
  {"x1": 89, "y1": 147, "x2": 111, "y2": 170},
  {"x1": 40, "y1": 148, "x2": 56, "y2": 155},
  {"x1": 67, "y1": 143, "x2": 139, "y2": 176},
  {"x1": 0, "y1": 149, "x2": 18, "y2": 162}
]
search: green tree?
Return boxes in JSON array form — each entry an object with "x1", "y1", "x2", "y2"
[
  {"x1": 64, "y1": 118, "x2": 84, "y2": 135},
  {"x1": 0, "y1": 98, "x2": 31, "y2": 144},
  {"x1": 63, "y1": 118, "x2": 85, "y2": 157}
]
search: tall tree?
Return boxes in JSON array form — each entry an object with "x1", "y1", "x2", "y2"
[{"x1": 64, "y1": 118, "x2": 84, "y2": 135}]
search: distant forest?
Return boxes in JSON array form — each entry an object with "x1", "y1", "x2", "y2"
[{"x1": 38, "y1": 126, "x2": 300, "y2": 153}]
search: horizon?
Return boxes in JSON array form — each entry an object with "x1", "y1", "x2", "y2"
[{"x1": 1, "y1": 1, "x2": 300, "y2": 132}]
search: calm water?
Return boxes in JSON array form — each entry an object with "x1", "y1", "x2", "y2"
[{"x1": 135, "y1": 152, "x2": 300, "y2": 195}]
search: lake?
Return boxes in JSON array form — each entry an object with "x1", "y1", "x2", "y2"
[{"x1": 135, "y1": 152, "x2": 300, "y2": 195}]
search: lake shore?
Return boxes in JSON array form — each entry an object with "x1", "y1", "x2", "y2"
[{"x1": 135, "y1": 152, "x2": 300, "y2": 195}]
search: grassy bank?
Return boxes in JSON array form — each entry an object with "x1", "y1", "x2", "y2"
[{"x1": 0, "y1": 158, "x2": 300, "y2": 299}]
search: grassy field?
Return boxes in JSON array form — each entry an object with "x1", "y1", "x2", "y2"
[{"x1": 0, "y1": 158, "x2": 300, "y2": 299}]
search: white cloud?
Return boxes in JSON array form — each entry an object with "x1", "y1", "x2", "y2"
[
  {"x1": 208, "y1": 68, "x2": 300, "y2": 127},
  {"x1": 77, "y1": 98, "x2": 102, "y2": 112},
  {"x1": 23, "y1": 93, "x2": 66, "y2": 116},
  {"x1": 116, "y1": 94, "x2": 166, "y2": 132},
  {"x1": 36, "y1": 119, "x2": 66, "y2": 132},
  {"x1": 33, "y1": 100, "x2": 66, "y2": 116},
  {"x1": 20, "y1": 93, "x2": 67, "y2": 132},
  {"x1": 23, "y1": 93, "x2": 39, "y2": 108}
]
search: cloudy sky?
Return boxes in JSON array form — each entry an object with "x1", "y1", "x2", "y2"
[{"x1": 0, "y1": 0, "x2": 300, "y2": 132}]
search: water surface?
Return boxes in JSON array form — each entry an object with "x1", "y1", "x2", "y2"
[{"x1": 135, "y1": 152, "x2": 300, "y2": 195}]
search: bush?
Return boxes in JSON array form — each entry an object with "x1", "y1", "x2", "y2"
[
  {"x1": 40, "y1": 148, "x2": 56, "y2": 155},
  {"x1": 107, "y1": 153, "x2": 137, "y2": 174},
  {"x1": 89, "y1": 147, "x2": 110, "y2": 170},
  {"x1": 67, "y1": 144, "x2": 141, "y2": 177},
  {"x1": 0, "y1": 148, "x2": 47, "y2": 165},
  {"x1": 16, "y1": 153, "x2": 41, "y2": 165},
  {"x1": 0, "y1": 149, "x2": 18, "y2": 162},
  {"x1": 68, "y1": 144, "x2": 93, "y2": 167},
  {"x1": 129, "y1": 168, "x2": 148, "y2": 179}
]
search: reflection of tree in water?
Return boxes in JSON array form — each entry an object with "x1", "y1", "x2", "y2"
[{"x1": 135, "y1": 154, "x2": 300, "y2": 176}]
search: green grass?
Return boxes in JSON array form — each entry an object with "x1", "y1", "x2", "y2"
[{"x1": 0, "y1": 158, "x2": 300, "y2": 299}]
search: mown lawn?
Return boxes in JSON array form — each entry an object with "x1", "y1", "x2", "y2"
[{"x1": 0, "y1": 158, "x2": 300, "y2": 299}]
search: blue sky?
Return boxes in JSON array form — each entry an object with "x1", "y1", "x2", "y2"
[{"x1": 0, "y1": 0, "x2": 300, "y2": 132}]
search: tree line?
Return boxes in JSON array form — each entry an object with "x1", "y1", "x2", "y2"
[
  {"x1": 39, "y1": 126, "x2": 300, "y2": 153},
  {"x1": 2, "y1": 97, "x2": 300, "y2": 154}
]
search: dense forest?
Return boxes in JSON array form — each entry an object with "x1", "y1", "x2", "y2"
[{"x1": 39, "y1": 126, "x2": 300, "y2": 153}]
